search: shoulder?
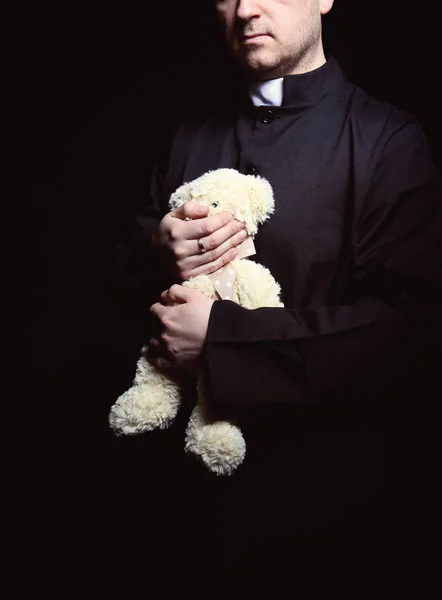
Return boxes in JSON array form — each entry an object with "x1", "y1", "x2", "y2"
[
  {"x1": 341, "y1": 82, "x2": 439, "y2": 183},
  {"x1": 345, "y1": 82, "x2": 423, "y2": 144}
]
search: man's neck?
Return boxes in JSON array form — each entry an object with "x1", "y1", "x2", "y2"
[{"x1": 286, "y1": 46, "x2": 327, "y2": 76}]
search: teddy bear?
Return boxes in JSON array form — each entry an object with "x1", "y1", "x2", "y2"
[{"x1": 109, "y1": 168, "x2": 283, "y2": 475}]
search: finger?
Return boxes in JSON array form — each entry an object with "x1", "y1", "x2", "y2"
[
  {"x1": 147, "y1": 340, "x2": 174, "y2": 364},
  {"x1": 169, "y1": 201, "x2": 210, "y2": 221},
  {"x1": 179, "y1": 224, "x2": 247, "y2": 273},
  {"x1": 198, "y1": 222, "x2": 248, "y2": 257},
  {"x1": 186, "y1": 211, "x2": 236, "y2": 240},
  {"x1": 149, "y1": 301, "x2": 168, "y2": 321},
  {"x1": 161, "y1": 283, "x2": 193, "y2": 304},
  {"x1": 148, "y1": 337, "x2": 162, "y2": 351},
  {"x1": 179, "y1": 246, "x2": 240, "y2": 279},
  {"x1": 146, "y1": 353, "x2": 176, "y2": 371}
]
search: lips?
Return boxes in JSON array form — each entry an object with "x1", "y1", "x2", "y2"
[{"x1": 241, "y1": 33, "x2": 269, "y2": 42}]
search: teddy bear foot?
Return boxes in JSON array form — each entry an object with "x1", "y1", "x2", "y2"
[
  {"x1": 109, "y1": 383, "x2": 182, "y2": 436},
  {"x1": 185, "y1": 418, "x2": 246, "y2": 476}
]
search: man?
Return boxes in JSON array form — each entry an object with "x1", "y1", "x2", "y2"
[{"x1": 114, "y1": 0, "x2": 441, "y2": 585}]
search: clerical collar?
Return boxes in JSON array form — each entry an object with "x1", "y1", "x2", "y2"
[
  {"x1": 248, "y1": 78, "x2": 283, "y2": 107},
  {"x1": 244, "y1": 55, "x2": 346, "y2": 112}
]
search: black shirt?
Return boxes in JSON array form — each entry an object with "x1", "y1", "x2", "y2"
[
  {"x1": 116, "y1": 57, "x2": 442, "y2": 535},
  {"x1": 126, "y1": 56, "x2": 441, "y2": 411}
]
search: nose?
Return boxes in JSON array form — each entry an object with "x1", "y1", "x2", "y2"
[{"x1": 236, "y1": 0, "x2": 262, "y2": 21}]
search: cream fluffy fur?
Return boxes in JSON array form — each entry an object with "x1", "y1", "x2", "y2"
[{"x1": 109, "y1": 168, "x2": 283, "y2": 476}]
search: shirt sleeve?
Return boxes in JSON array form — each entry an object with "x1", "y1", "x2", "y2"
[{"x1": 205, "y1": 118, "x2": 442, "y2": 410}]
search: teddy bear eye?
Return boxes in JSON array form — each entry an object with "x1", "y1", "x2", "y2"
[{"x1": 211, "y1": 202, "x2": 219, "y2": 208}]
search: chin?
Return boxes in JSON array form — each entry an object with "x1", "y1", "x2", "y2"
[
  {"x1": 242, "y1": 60, "x2": 281, "y2": 81},
  {"x1": 237, "y1": 51, "x2": 271, "y2": 69}
]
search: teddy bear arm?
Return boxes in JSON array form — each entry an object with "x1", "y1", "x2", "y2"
[
  {"x1": 232, "y1": 259, "x2": 284, "y2": 309},
  {"x1": 182, "y1": 275, "x2": 217, "y2": 299}
]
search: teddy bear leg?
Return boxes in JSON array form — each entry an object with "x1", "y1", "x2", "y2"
[
  {"x1": 184, "y1": 404, "x2": 246, "y2": 476},
  {"x1": 109, "y1": 354, "x2": 183, "y2": 435}
]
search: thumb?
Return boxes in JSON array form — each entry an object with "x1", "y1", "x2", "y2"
[
  {"x1": 161, "y1": 283, "x2": 192, "y2": 304},
  {"x1": 170, "y1": 201, "x2": 209, "y2": 221}
]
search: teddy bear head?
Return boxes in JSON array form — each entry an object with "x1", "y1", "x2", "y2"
[{"x1": 168, "y1": 168, "x2": 274, "y2": 237}]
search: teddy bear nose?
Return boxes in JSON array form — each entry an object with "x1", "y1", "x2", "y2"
[{"x1": 211, "y1": 202, "x2": 219, "y2": 208}]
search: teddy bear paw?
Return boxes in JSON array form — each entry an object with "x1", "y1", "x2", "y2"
[
  {"x1": 185, "y1": 421, "x2": 246, "y2": 476},
  {"x1": 109, "y1": 384, "x2": 181, "y2": 435}
]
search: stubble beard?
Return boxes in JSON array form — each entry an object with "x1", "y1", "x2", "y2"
[{"x1": 235, "y1": 19, "x2": 323, "y2": 80}]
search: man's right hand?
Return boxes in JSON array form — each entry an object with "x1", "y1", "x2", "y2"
[{"x1": 152, "y1": 201, "x2": 248, "y2": 280}]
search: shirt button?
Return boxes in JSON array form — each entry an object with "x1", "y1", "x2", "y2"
[
  {"x1": 246, "y1": 165, "x2": 257, "y2": 176},
  {"x1": 260, "y1": 108, "x2": 274, "y2": 124}
]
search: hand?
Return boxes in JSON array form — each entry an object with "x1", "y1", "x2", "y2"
[
  {"x1": 152, "y1": 201, "x2": 247, "y2": 280},
  {"x1": 148, "y1": 284, "x2": 215, "y2": 374}
]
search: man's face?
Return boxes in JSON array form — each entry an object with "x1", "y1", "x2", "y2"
[{"x1": 214, "y1": 0, "x2": 334, "y2": 80}]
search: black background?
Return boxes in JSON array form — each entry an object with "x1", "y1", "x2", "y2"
[{"x1": 26, "y1": 1, "x2": 440, "y2": 589}]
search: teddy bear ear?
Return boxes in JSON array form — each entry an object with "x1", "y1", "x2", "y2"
[
  {"x1": 246, "y1": 174, "x2": 275, "y2": 231},
  {"x1": 169, "y1": 183, "x2": 188, "y2": 210},
  {"x1": 168, "y1": 181, "x2": 192, "y2": 210}
]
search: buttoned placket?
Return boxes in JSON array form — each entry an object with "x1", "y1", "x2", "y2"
[{"x1": 238, "y1": 106, "x2": 278, "y2": 177}]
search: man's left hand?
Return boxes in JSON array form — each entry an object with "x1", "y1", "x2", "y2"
[{"x1": 148, "y1": 284, "x2": 215, "y2": 374}]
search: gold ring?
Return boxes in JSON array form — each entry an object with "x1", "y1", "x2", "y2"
[{"x1": 197, "y1": 238, "x2": 207, "y2": 253}]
